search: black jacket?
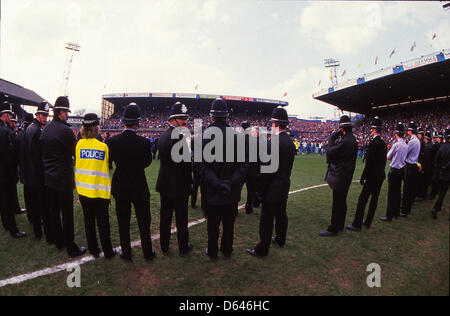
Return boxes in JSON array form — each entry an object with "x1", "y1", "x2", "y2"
[
  {"x1": 107, "y1": 130, "x2": 152, "y2": 197},
  {"x1": 259, "y1": 131, "x2": 296, "y2": 204},
  {"x1": 0, "y1": 120, "x2": 16, "y2": 186},
  {"x1": 156, "y1": 126, "x2": 192, "y2": 198},
  {"x1": 422, "y1": 142, "x2": 434, "y2": 174},
  {"x1": 325, "y1": 131, "x2": 358, "y2": 190},
  {"x1": 434, "y1": 142, "x2": 450, "y2": 182},
  {"x1": 200, "y1": 121, "x2": 248, "y2": 207},
  {"x1": 431, "y1": 142, "x2": 442, "y2": 181},
  {"x1": 40, "y1": 118, "x2": 76, "y2": 192},
  {"x1": 360, "y1": 135, "x2": 387, "y2": 183},
  {"x1": 24, "y1": 120, "x2": 46, "y2": 190}
]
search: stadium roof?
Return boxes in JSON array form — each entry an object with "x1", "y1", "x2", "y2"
[
  {"x1": 102, "y1": 92, "x2": 288, "y2": 112},
  {"x1": 313, "y1": 49, "x2": 450, "y2": 114},
  {"x1": 0, "y1": 78, "x2": 47, "y2": 106}
]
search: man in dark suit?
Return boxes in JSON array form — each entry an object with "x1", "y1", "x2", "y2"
[
  {"x1": 0, "y1": 102, "x2": 26, "y2": 238},
  {"x1": 201, "y1": 99, "x2": 248, "y2": 260},
  {"x1": 40, "y1": 97, "x2": 86, "y2": 257},
  {"x1": 320, "y1": 115, "x2": 358, "y2": 237},
  {"x1": 347, "y1": 117, "x2": 387, "y2": 232},
  {"x1": 24, "y1": 102, "x2": 53, "y2": 242},
  {"x1": 107, "y1": 103, "x2": 156, "y2": 262},
  {"x1": 246, "y1": 107, "x2": 296, "y2": 257},
  {"x1": 156, "y1": 102, "x2": 193, "y2": 256}
]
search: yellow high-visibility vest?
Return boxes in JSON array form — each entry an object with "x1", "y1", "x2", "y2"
[{"x1": 75, "y1": 138, "x2": 111, "y2": 200}]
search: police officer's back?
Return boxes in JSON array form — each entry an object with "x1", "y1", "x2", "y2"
[{"x1": 107, "y1": 103, "x2": 155, "y2": 262}]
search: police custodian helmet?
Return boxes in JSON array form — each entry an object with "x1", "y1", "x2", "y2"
[
  {"x1": 122, "y1": 103, "x2": 142, "y2": 126},
  {"x1": 0, "y1": 101, "x2": 14, "y2": 116},
  {"x1": 36, "y1": 102, "x2": 50, "y2": 116},
  {"x1": 407, "y1": 121, "x2": 417, "y2": 132},
  {"x1": 370, "y1": 117, "x2": 382, "y2": 131},
  {"x1": 82, "y1": 113, "x2": 100, "y2": 127},
  {"x1": 210, "y1": 98, "x2": 228, "y2": 118},
  {"x1": 53, "y1": 96, "x2": 71, "y2": 113},
  {"x1": 270, "y1": 107, "x2": 289, "y2": 125},
  {"x1": 339, "y1": 115, "x2": 352, "y2": 128},
  {"x1": 394, "y1": 123, "x2": 405, "y2": 137},
  {"x1": 169, "y1": 102, "x2": 189, "y2": 121}
]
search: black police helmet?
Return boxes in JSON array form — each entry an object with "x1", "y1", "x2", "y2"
[
  {"x1": 36, "y1": 102, "x2": 50, "y2": 116},
  {"x1": 407, "y1": 121, "x2": 417, "y2": 132},
  {"x1": 53, "y1": 96, "x2": 71, "y2": 113},
  {"x1": 394, "y1": 123, "x2": 405, "y2": 137},
  {"x1": 370, "y1": 117, "x2": 382, "y2": 130},
  {"x1": 339, "y1": 115, "x2": 352, "y2": 128},
  {"x1": 82, "y1": 113, "x2": 100, "y2": 128},
  {"x1": 210, "y1": 99, "x2": 228, "y2": 118},
  {"x1": 122, "y1": 103, "x2": 142, "y2": 126},
  {"x1": 0, "y1": 101, "x2": 13, "y2": 116},
  {"x1": 169, "y1": 102, "x2": 189, "y2": 121},
  {"x1": 271, "y1": 107, "x2": 289, "y2": 125}
]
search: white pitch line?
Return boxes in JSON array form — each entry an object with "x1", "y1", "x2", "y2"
[{"x1": 0, "y1": 182, "x2": 335, "y2": 288}]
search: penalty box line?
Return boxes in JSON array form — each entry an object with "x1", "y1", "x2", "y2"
[{"x1": 0, "y1": 181, "x2": 339, "y2": 288}]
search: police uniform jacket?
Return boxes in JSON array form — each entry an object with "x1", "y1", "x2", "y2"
[
  {"x1": 434, "y1": 142, "x2": 450, "y2": 182},
  {"x1": 431, "y1": 142, "x2": 442, "y2": 181},
  {"x1": 24, "y1": 120, "x2": 45, "y2": 190},
  {"x1": 360, "y1": 135, "x2": 387, "y2": 183},
  {"x1": 0, "y1": 121, "x2": 16, "y2": 186},
  {"x1": 156, "y1": 126, "x2": 192, "y2": 198},
  {"x1": 422, "y1": 142, "x2": 434, "y2": 174},
  {"x1": 325, "y1": 131, "x2": 358, "y2": 191},
  {"x1": 107, "y1": 130, "x2": 152, "y2": 197},
  {"x1": 40, "y1": 117, "x2": 76, "y2": 192},
  {"x1": 200, "y1": 121, "x2": 248, "y2": 206},
  {"x1": 16, "y1": 127, "x2": 28, "y2": 185},
  {"x1": 259, "y1": 131, "x2": 296, "y2": 204}
]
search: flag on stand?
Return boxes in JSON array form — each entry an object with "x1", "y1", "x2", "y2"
[
  {"x1": 318, "y1": 80, "x2": 321, "y2": 87},
  {"x1": 282, "y1": 92, "x2": 288, "y2": 98},
  {"x1": 389, "y1": 48, "x2": 396, "y2": 58},
  {"x1": 410, "y1": 41, "x2": 416, "y2": 52},
  {"x1": 375, "y1": 56, "x2": 378, "y2": 65},
  {"x1": 194, "y1": 84, "x2": 199, "y2": 91},
  {"x1": 432, "y1": 33, "x2": 437, "y2": 40}
]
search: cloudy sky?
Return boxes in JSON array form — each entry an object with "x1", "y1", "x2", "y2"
[{"x1": 1, "y1": 0, "x2": 449, "y2": 119}]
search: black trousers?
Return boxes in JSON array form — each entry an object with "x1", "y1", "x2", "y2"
[
  {"x1": 30, "y1": 187, "x2": 52, "y2": 242},
  {"x1": 23, "y1": 185, "x2": 33, "y2": 223},
  {"x1": 159, "y1": 195, "x2": 190, "y2": 254},
  {"x1": 386, "y1": 168, "x2": 404, "y2": 219},
  {"x1": 255, "y1": 199, "x2": 288, "y2": 256},
  {"x1": 352, "y1": 178, "x2": 384, "y2": 228},
  {"x1": 328, "y1": 185, "x2": 350, "y2": 233},
  {"x1": 420, "y1": 169, "x2": 433, "y2": 198},
  {"x1": 79, "y1": 196, "x2": 114, "y2": 257},
  {"x1": 114, "y1": 192, "x2": 153, "y2": 260},
  {"x1": 244, "y1": 178, "x2": 258, "y2": 211},
  {"x1": 401, "y1": 164, "x2": 419, "y2": 215},
  {"x1": 0, "y1": 183, "x2": 19, "y2": 234},
  {"x1": 191, "y1": 174, "x2": 201, "y2": 207},
  {"x1": 48, "y1": 188, "x2": 79, "y2": 255},
  {"x1": 430, "y1": 178, "x2": 440, "y2": 199},
  {"x1": 12, "y1": 183, "x2": 21, "y2": 212},
  {"x1": 433, "y1": 181, "x2": 449, "y2": 213},
  {"x1": 205, "y1": 205, "x2": 237, "y2": 258}
]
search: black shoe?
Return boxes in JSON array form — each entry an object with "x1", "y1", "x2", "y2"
[
  {"x1": 319, "y1": 230, "x2": 338, "y2": 237},
  {"x1": 104, "y1": 250, "x2": 117, "y2": 260},
  {"x1": 271, "y1": 237, "x2": 284, "y2": 248},
  {"x1": 11, "y1": 231, "x2": 27, "y2": 239},
  {"x1": 69, "y1": 247, "x2": 87, "y2": 258},
  {"x1": 246, "y1": 248, "x2": 265, "y2": 258},
  {"x1": 380, "y1": 216, "x2": 392, "y2": 222},
  {"x1": 431, "y1": 210, "x2": 438, "y2": 219},
  {"x1": 205, "y1": 248, "x2": 218, "y2": 261},
  {"x1": 399, "y1": 213, "x2": 408, "y2": 218},
  {"x1": 346, "y1": 225, "x2": 361, "y2": 232},
  {"x1": 119, "y1": 251, "x2": 133, "y2": 263},
  {"x1": 180, "y1": 243, "x2": 193, "y2": 256},
  {"x1": 15, "y1": 209, "x2": 26, "y2": 215},
  {"x1": 145, "y1": 249, "x2": 157, "y2": 262}
]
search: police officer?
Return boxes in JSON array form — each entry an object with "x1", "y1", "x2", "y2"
[
  {"x1": 0, "y1": 101, "x2": 26, "y2": 238},
  {"x1": 75, "y1": 113, "x2": 116, "y2": 259},
  {"x1": 24, "y1": 102, "x2": 53, "y2": 242},
  {"x1": 429, "y1": 130, "x2": 444, "y2": 200},
  {"x1": 400, "y1": 121, "x2": 421, "y2": 217},
  {"x1": 347, "y1": 117, "x2": 387, "y2": 231},
  {"x1": 320, "y1": 115, "x2": 358, "y2": 237},
  {"x1": 40, "y1": 97, "x2": 86, "y2": 257},
  {"x1": 381, "y1": 123, "x2": 408, "y2": 222},
  {"x1": 201, "y1": 99, "x2": 248, "y2": 260},
  {"x1": 191, "y1": 133, "x2": 202, "y2": 209},
  {"x1": 107, "y1": 103, "x2": 156, "y2": 262},
  {"x1": 16, "y1": 113, "x2": 34, "y2": 223},
  {"x1": 416, "y1": 127, "x2": 427, "y2": 201},
  {"x1": 419, "y1": 132, "x2": 434, "y2": 199},
  {"x1": 9, "y1": 113, "x2": 26, "y2": 216},
  {"x1": 156, "y1": 102, "x2": 193, "y2": 256},
  {"x1": 431, "y1": 128, "x2": 450, "y2": 219},
  {"x1": 246, "y1": 107, "x2": 296, "y2": 257}
]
